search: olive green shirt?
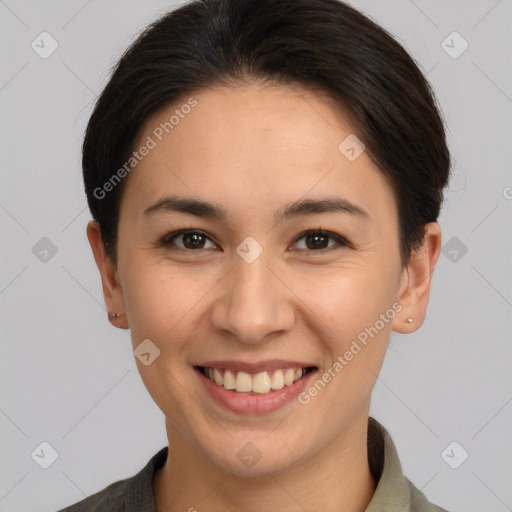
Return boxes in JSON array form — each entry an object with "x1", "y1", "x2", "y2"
[{"x1": 57, "y1": 418, "x2": 449, "y2": 511}]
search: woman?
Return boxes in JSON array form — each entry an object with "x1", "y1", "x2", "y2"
[{"x1": 59, "y1": 0, "x2": 451, "y2": 510}]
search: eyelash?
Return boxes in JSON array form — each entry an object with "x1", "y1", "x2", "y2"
[{"x1": 159, "y1": 227, "x2": 350, "y2": 254}]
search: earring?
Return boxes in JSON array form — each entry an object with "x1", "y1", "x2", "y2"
[
  {"x1": 406, "y1": 317, "x2": 413, "y2": 324},
  {"x1": 109, "y1": 312, "x2": 120, "y2": 320}
]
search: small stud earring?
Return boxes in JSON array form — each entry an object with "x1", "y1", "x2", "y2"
[
  {"x1": 407, "y1": 317, "x2": 413, "y2": 324},
  {"x1": 109, "y1": 312, "x2": 120, "y2": 320}
]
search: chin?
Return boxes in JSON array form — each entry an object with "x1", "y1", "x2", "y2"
[{"x1": 198, "y1": 432, "x2": 309, "y2": 477}]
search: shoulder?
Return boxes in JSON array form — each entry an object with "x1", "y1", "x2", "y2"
[
  {"x1": 55, "y1": 447, "x2": 168, "y2": 512},
  {"x1": 367, "y1": 418, "x2": 451, "y2": 512},
  {"x1": 406, "y1": 479, "x2": 450, "y2": 512},
  {"x1": 56, "y1": 476, "x2": 134, "y2": 512}
]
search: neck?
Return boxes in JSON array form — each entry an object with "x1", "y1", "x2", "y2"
[{"x1": 154, "y1": 416, "x2": 376, "y2": 512}]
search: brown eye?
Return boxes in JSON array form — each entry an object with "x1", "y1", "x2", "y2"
[
  {"x1": 162, "y1": 230, "x2": 216, "y2": 250},
  {"x1": 160, "y1": 228, "x2": 348, "y2": 254},
  {"x1": 293, "y1": 229, "x2": 348, "y2": 252}
]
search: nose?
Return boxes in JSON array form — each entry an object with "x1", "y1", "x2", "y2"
[{"x1": 210, "y1": 251, "x2": 295, "y2": 344}]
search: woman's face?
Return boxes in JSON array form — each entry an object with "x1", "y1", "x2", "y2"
[{"x1": 94, "y1": 82, "x2": 430, "y2": 475}]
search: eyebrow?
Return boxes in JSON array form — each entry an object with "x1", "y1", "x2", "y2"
[{"x1": 143, "y1": 194, "x2": 369, "y2": 223}]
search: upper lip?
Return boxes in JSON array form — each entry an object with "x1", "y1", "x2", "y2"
[{"x1": 194, "y1": 360, "x2": 317, "y2": 374}]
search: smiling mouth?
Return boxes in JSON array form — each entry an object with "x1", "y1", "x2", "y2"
[{"x1": 195, "y1": 365, "x2": 317, "y2": 395}]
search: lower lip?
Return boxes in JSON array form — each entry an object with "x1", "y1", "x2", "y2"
[{"x1": 194, "y1": 366, "x2": 317, "y2": 414}]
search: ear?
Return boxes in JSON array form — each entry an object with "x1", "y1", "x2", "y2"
[
  {"x1": 86, "y1": 220, "x2": 129, "y2": 329},
  {"x1": 392, "y1": 222, "x2": 442, "y2": 334}
]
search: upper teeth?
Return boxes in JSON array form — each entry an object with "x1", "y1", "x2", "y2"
[{"x1": 204, "y1": 367, "x2": 306, "y2": 394}]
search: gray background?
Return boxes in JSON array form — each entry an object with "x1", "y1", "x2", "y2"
[{"x1": 1, "y1": 0, "x2": 511, "y2": 511}]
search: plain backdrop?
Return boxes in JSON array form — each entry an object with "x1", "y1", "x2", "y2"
[{"x1": 1, "y1": 1, "x2": 511, "y2": 511}]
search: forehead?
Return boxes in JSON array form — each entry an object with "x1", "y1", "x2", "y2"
[
  {"x1": 140, "y1": 83, "x2": 358, "y2": 168},
  {"x1": 122, "y1": 83, "x2": 395, "y2": 225}
]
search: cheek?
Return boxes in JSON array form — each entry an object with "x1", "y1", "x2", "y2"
[
  {"x1": 297, "y1": 263, "x2": 396, "y2": 339},
  {"x1": 121, "y1": 264, "x2": 208, "y2": 409},
  {"x1": 122, "y1": 258, "x2": 220, "y2": 343}
]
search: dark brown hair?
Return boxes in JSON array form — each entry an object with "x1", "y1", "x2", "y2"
[{"x1": 83, "y1": 0, "x2": 451, "y2": 267}]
